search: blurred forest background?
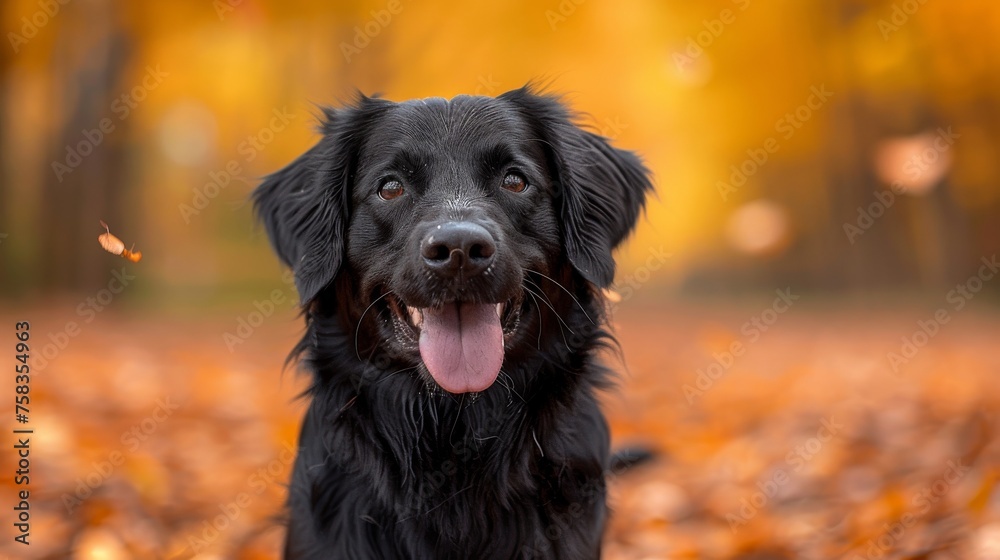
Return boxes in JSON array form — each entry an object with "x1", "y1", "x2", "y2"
[
  {"x1": 2, "y1": 0, "x2": 999, "y2": 301},
  {"x1": 2, "y1": 0, "x2": 1000, "y2": 558}
]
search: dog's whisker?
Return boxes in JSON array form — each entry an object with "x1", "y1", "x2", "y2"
[
  {"x1": 526, "y1": 269, "x2": 597, "y2": 325},
  {"x1": 355, "y1": 291, "x2": 393, "y2": 360},
  {"x1": 523, "y1": 284, "x2": 575, "y2": 338},
  {"x1": 522, "y1": 278, "x2": 558, "y2": 310},
  {"x1": 522, "y1": 284, "x2": 572, "y2": 333},
  {"x1": 523, "y1": 286, "x2": 573, "y2": 352},
  {"x1": 532, "y1": 429, "x2": 544, "y2": 457},
  {"x1": 398, "y1": 484, "x2": 475, "y2": 523},
  {"x1": 494, "y1": 371, "x2": 513, "y2": 402},
  {"x1": 523, "y1": 291, "x2": 544, "y2": 350},
  {"x1": 375, "y1": 365, "x2": 420, "y2": 385},
  {"x1": 523, "y1": 277, "x2": 566, "y2": 312},
  {"x1": 357, "y1": 327, "x2": 387, "y2": 390},
  {"x1": 495, "y1": 370, "x2": 525, "y2": 404}
]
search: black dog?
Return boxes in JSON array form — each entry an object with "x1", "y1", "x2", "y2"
[{"x1": 253, "y1": 86, "x2": 653, "y2": 559}]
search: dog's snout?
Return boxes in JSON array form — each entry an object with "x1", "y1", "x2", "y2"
[{"x1": 421, "y1": 222, "x2": 496, "y2": 277}]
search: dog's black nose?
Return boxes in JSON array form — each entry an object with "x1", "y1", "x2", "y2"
[{"x1": 421, "y1": 222, "x2": 496, "y2": 277}]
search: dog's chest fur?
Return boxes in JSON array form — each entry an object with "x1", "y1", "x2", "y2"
[{"x1": 284, "y1": 307, "x2": 611, "y2": 560}]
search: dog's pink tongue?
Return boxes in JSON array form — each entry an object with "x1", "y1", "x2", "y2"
[{"x1": 418, "y1": 303, "x2": 504, "y2": 394}]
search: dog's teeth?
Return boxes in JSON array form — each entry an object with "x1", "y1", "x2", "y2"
[
  {"x1": 406, "y1": 306, "x2": 422, "y2": 325},
  {"x1": 496, "y1": 303, "x2": 504, "y2": 317}
]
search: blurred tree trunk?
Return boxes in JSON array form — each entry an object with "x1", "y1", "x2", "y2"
[
  {"x1": 0, "y1": 28, "x2": 9, "y2": 288},
  {"x1": 823, "y1": 2, "x2": 903, "y2": 291},
  {"x1": 40, "y1": 1, "x2": 132, "y2": 293},
  {"x1": 822, "y1": 1, "x2": 972, "y2": 292},
  {"x1": 902, "y1": 22, "x2": 972, "y2": 289}
]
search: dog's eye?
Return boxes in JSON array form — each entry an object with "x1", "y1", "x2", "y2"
[
  {"x1": 501, "y1": 172, "x2": 528, "y2": 193},
  {"x1": 378, "y1": 179, "x2": 404, "y2": 200}
]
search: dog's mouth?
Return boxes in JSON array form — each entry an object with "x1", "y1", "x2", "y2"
[{"x1": 382, "y1": 293, "x2": 524, "y2": 394}]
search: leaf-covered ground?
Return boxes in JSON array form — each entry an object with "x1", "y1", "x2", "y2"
[{"x1": 2, "y1": 300, "x2": 999, "y2": 559}]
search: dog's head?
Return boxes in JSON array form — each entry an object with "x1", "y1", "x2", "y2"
[{"x1": 254, "y1": 87, "x2": 652, "y2": 394}]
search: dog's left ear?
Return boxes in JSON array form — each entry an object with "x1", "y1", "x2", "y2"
[
  {"x1": 253, "y1": 97, "x2": 388, "y2": 304},
  {"x1": 501, "y1": 88, "x2": 654, "y2": 287}
]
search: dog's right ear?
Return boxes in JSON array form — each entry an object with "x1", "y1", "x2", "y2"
[{"x1": 253, "y1": 97, "x2": 388, "y2": 304}]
